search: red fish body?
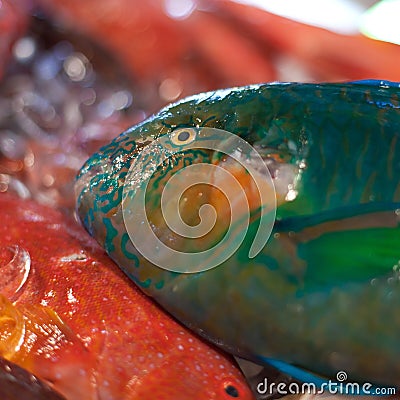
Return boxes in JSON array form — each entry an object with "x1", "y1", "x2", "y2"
[{"x1": 0, "y1": 193, "x2": 253, "y2": 400}]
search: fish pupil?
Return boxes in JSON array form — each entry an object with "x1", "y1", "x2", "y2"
[
  {"x1": 177, "y1": 130, "x2": 190, "y2": 142},
  {"x1": 224, "y1": 384, "x2": 239, "y2": 397}
]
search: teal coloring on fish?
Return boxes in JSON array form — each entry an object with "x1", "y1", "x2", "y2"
[
  {"x1": 75, "y1": 81, "x2": 400, "y2": 387},
  {"x1": 103, "y1": 217, "x2": 118, "y2": 253},
  {"x1": 121, "y1": 233, "x2": 140, "y2": 262}
]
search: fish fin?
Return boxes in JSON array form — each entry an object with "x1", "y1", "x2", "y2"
[
  {"x1": 259, "y1": 357, "x2": 327, "y2": 386},
  {"x1": 350, "y1": 79, "x2": 400, "y2": 88},
  {"x1": 297, "y1": 224, "x2": 400, "y2": 286}
]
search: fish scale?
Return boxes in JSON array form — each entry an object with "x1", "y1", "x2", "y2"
[{"x1": 76, "y1": 81, "x2": 400, "y2": 388}]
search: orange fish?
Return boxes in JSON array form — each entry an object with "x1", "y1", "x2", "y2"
[{"x1": 0, "y1": 193, "x2": 254, "y2": 400}]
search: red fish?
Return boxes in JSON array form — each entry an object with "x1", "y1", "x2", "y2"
[
  {"x1": 0, "y1": 193, "x2": 254, "y2": 400},
  {"x1": 34, "y1": 0, "x2": 400, "y2": 94},
  {"x1": 34, "y1": 0, "x2": 276, "y2": 102}
]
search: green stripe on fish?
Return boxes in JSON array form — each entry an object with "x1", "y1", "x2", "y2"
[{"x1": 75, "y1": 81, "x2": 400, "y2": 387}]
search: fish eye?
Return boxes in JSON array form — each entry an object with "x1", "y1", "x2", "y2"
[
  {"x1": 170, "y1": 128, "x2": 197, "y2": 146},
  {"x1": 224, "y1": 384, "x2": 239, "y2": 398}
]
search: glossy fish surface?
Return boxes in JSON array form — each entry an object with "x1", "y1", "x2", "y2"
[{"x1": 76, "y1": 81, "x2": 400, "y2": 387}]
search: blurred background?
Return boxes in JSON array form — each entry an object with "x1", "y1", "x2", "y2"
[
  {"x1": 0, "y1": 1, "x2": 398, "y2": 398},
  {"x1": 1, "y1": 0, "x2": 400, "y2": 211}
]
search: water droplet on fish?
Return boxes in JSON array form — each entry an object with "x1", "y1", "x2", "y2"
[
  {"x1": 285, "y1": 188, "x2": 298, "y2": 201},
  {"x1": 60, "y1": 252, "x2": 88, "y2": 262},
  {"x1": 0, "y1": 245, "x2": 31, "y2": 301},
  {"x1": 386, "y1": 291, "x2": 394, "y2": 300}
]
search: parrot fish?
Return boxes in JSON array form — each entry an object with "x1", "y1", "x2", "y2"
[
  {"x1": 75, "y1": 80, "x2": 400, "y2": 389},
  {"x1": 0, "y1": 193, "x2": 254, "y2": 400}
]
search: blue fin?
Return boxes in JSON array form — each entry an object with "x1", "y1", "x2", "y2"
[
  {"x1": 350, "y1": 79, "x2": 400, "y2": 88},
  {"x1": 261, "y1": 358, "x2": 327, "y2": 386}
]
